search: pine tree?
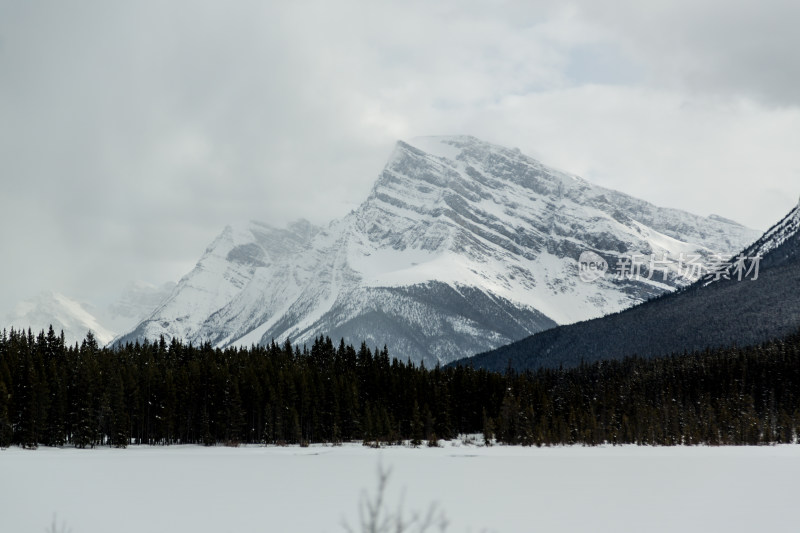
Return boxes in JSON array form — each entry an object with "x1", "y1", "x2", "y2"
[
  {"x1": 410, "y1": 401, "x2": 423, "y2": 447},
  {"x1": 263, "y1": 404, "x2": 274, "y2": 445},
  {"x1": 423, "y1": 404, "x2": 435, "y2": 442},
  {"x1": 201, "y1": 406, "x2": 214, "y2": 447},
  {"x1": 289, "y1": 408, "x2": 302, "y2": 445},
  {"x1": 109, "y1": 371, "x2": 129, "y2": 448},
  {"x1": 0, "y1": 379, "x2": 12, "y2": 447},
  {"x1": 44, "y1": 359, "x2": 67, "y2": 446},
  {"x1": 482, "y1": 408, "x2": 494, "y2": 447},
  {"x1": 14, "y1": 334, "x2": 41, "y2": 448},
  {"x1": 72, "y1": 357, "x2": 98, "y2": 448},
  {"x1": 223, "y1": 377, "x2": 245, "y2": 445},
  {"x1": 362, "y1": 403, "x2": 374, "y2": 445},
  {"x1": 498, "y1": 390, "x2": 520, "y2": 444}
]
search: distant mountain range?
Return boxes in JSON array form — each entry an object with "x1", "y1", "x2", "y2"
[
  {"x1": 5, "y1": 291, "x2": 116, "y2": 346},
  {"x1": 4, "y1": 282, "x2": 174, "y2": 346},
  {"x1": 457, "y1": 200, "x2": 800, "y2": 371},
  {"x1": 112, "y1": 136, "x2": 758, "y2": 364}
]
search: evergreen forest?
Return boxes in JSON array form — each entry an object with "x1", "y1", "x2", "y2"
[{"x1": 2, "y1": 326, "x2": 800, "y2": 449}]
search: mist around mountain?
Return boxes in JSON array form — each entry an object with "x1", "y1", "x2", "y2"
[
  {"x1": 116, "y1": 136, "x2": 758, "y2": 365},
  {"x1": 4, "y1": 281, "x2": 175, "y2": 347},
  {"x1": 105, "y1": 281, "x2": 177, "y2": 336},
  {"x1": 4, "y1": 291, "x2": 116, "y2": 346}
]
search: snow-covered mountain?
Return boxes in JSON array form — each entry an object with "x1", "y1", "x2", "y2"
[
  {"x1": 5, "y1": 291, "x2": 116, "y2": 346},
  {"x1": 116, "y1": 136, "x2": 759, "y2": 364},
  {"x1": 4, "y1": 282, "x2": 175, "y2": 347}
]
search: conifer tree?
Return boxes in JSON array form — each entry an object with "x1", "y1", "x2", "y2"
[
  {"x1": 109, "y1": 371, "x2": 129, "y2": 448},
  {"x1": 498, "y1": 390, "x2": 520, "y2": 444},
  {"x1": 410, "y1": 401, "x2": 423, "y2": 447},
  {"x1": 72, "y1": 353, "x2": 98, "y2": 448},
  {"x1": 482, "y1": 408, "x2": 494, "y2": 447},
  {"x1": 0, "y1": 379, "x2": 12, "y2": 447},
  {"x1": 422, "y1": 405, "x2": 436, "y2": 443}
]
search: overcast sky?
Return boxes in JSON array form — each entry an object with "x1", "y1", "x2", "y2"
[{"x1": 1, "y1": 0, "x2": 799, "y2": 315}]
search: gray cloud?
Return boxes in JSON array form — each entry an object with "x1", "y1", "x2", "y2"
[
  {"x1": 1, "y1": 0, "x2": 798, "y2": 315},
  {"x1": 573, "y1": 0, "x2": 800, "y2": 105}
]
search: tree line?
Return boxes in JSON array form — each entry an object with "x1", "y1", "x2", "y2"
[{"x1": 1, "y1": 326, "x2": 800, "y2": 448}]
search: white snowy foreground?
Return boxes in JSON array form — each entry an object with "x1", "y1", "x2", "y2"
[{"x1": 2, "y1": 442, "x2": 798, "y2": 533}]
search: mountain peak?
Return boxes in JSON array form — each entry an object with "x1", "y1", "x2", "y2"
[
  {"x1": 405, "y1": 135, "x2": 481, "y2": 159},
  {"x1": 739, "y1": 201, "x2": 800, "y2": 262},
  {"x1": 708, "y1": 214, "x2": 743, "y2": 227}
]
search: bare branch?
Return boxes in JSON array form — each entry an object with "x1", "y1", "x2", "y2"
[{"x1": 342, "y1": 463, "x2": 449, "y2": 533}]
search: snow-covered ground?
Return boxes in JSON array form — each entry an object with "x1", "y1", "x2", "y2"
[{"x1": 2, "y1": 442, "x2": 798, "y2": 533}]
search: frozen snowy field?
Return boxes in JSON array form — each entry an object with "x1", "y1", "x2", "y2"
[{"x1": 2, "y1": 442, "x2": 798, "y2": 533}]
